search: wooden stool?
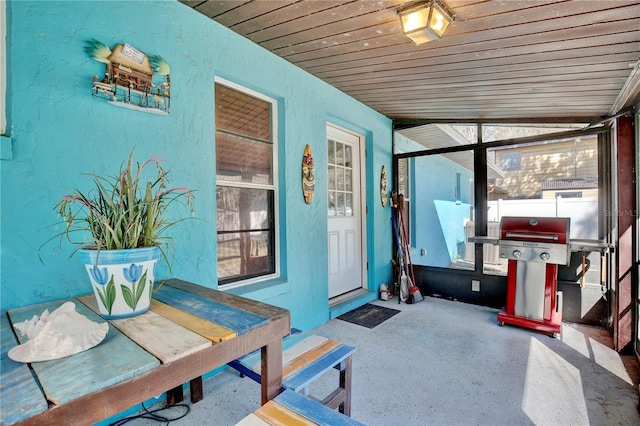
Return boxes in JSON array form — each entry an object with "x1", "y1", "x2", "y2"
[
  {"x1": 228, "y1": 331, "x2": 356, "y2": 416},
  {"x1": 236, "y1": 388, "x2": 364, "y2": 426}
]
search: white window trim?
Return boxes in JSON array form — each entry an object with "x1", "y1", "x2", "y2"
[{"x1": 214, "y1": 77, "x2": 280, "y2": 289}]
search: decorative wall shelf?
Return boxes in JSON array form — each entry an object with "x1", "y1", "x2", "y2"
[{"x1": 86, "y1": 40, "x2": 171, "y2": 115}]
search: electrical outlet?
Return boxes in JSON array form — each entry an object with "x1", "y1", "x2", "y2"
[
  {"x1": 472, "y1": 280, "x2": 480, "y2": 292},
  {"x1": 421, "y1": 248, "x2": 427, "y2": 256}
]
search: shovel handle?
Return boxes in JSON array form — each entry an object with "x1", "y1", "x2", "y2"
[{"x1": 581, "y1": 253, "x2": 586, "y2": 289}]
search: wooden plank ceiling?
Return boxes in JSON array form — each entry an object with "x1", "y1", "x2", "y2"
[{"x1": 181, "y1": 0, "x2": 640, "y2": 122}]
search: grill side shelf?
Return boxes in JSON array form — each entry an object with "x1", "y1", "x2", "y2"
[{"x1": 467, "y1": 236, "x2": 499, "y2": 245}]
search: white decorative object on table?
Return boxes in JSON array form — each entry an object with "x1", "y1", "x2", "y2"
[{"x1": 8, "y1": 301, "x2": 109, "y2": 363}]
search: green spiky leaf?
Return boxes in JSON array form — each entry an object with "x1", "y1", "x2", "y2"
[
  {"x1": 148, "y1": 54, "x2": 170, "y2": 76},
  {"x1": 84, "y1": 39, "x2": 112, "y2": 64}
]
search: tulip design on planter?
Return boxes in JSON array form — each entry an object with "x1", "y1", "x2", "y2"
[
  {"x1": 79, "y1": 247, "x2": 161, "y2": 318},
  {"x1": 90, "y1": 265, "x2": 116, "y2": 315},
  {"x1": 121, "y1": 263, "x2": 149, "y2": 312}
]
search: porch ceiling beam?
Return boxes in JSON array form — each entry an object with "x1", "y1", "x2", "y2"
[{"x1": 609, "y1": 58, "x2": 640, "y2": 114}]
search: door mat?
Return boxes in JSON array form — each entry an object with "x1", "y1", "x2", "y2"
[{"x1": 337, "y1": 303, "x2": 401, "y2": 329}]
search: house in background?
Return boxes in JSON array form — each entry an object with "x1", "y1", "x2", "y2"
[
  {"x1": 541, "y1": 177, "x2": 599, "y2": 199},
  {"x1": 491, "y1": 135, "x2": 599, "y2": 199}
]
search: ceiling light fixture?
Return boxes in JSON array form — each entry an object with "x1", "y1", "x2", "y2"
[{"x1": 399, "y1": 0, "x2": 454, "y2": 45}]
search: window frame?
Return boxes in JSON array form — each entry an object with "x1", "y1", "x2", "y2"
[
  {"x1": 555, "y1": 191, "x2": 582, "y2": 198},
  {"x1": 215, "y1": 77, "x2": 280, "y2": 289},
  {"x1": 499, "y1": 151, "x2": 522, "y2": 171},
  {"x1": 397, "y1": 157, "x2": 411, "y2": 246},
  {"x1": 393, "y1": 123, "x2": 609, "y2": 275}
]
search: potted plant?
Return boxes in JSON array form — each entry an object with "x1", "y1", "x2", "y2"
[{"x1": 49, "y1": 151, "x2": 194, "y2": 318}]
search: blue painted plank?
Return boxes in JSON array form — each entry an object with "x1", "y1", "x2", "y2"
[
  {"x1": 228, "y1": 330, "x2": 314, "y2": 385},
  {"x1": 7, "y1": 299, "x2": 160, "y2": 405},
  {"x1": 227, "y1": 358, "x2": 263, "y2": 384},
  {"x1": 153, "y1": 285, "x2": 268, "y2": 335},
  {"x1": 283, "y1": 345, "x2": 356, "y2": 392},
  {"x1": 1, "y1": 312, "x2": 48, "y2": 424},
  {"x1": 236, "y1": 331, "x2": 313, "y2": 373},
  {"x1": 275, "y1": 389, "x2": 365, "y2": 426}
]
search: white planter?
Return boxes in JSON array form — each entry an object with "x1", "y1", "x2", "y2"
[{"x1": 77, "y1": 247, "x2": 160, "y2": 319}]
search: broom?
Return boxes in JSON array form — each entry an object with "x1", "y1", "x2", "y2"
[
  {"x1": 391, "y1": 259, "x2": 402, "y2": 304},
  {"x1": 391, "y1": 196, "x2": 410, "y2": 303},
  {"x1": 397, "y1": 201, "x2": 423, "y2": 303}
]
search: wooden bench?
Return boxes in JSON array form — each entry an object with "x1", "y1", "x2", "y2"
[
  {"x1": 236, "y1": 388, "x2": 364, "y2": 426},
  {"x1": 228, "y1": 330, "x2": 356, "y2": 416}
]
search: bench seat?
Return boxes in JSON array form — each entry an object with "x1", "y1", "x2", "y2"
[
  {"x1": 228, "y1": 331, "x2": 356, "y2": 415},
  {"x1": 236, "y1": 388, "x2": 364, "y2": 426}
]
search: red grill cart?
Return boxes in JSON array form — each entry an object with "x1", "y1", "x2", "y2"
[{"x1": 496, "y1": 217, "x2": 570, "y2": 337}]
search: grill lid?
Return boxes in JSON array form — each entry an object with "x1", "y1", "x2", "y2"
[{"x1": 499, "y1": 217, "x2": 570, "y2": 244}]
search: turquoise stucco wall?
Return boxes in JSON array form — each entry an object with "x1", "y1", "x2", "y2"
[{"x1": 1, "y1": 1, "x2": 392, "y2": 330}]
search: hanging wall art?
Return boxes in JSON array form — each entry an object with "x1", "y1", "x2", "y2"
[
  {"x1": 85, "y1": 39, "x2": 171, "y2": 115},
  {"x1": 380, "y1": 165, "x2": 388, "y2": 207},
  {"x1": 302, "y1": 144, "x2": 315, "y2": 204}
]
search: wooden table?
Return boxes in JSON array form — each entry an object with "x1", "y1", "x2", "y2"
[{"x1": 1, "y1": 279, "x2": 290, "y2": 425}]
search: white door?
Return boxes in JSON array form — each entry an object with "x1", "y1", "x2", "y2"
[{"x1": 327, "y1": 124, "x2": 366, "y2": 299}]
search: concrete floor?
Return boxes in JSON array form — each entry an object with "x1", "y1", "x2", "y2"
[{"x1": 127, "y1": 296, "x2": 640, "y2": 425}]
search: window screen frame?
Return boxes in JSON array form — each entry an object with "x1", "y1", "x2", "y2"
[{"x1": 215, "y1": 77, "x2": 280, "y2": 288}]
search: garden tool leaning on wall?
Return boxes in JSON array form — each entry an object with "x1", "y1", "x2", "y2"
[
  {"x1": 396, "y1": 194, "x2": 423, "y2": 303},
  {"x1": 391, "y1": 193, "x2": 408, "y2": 303},
  {"x1": 391, "y1": 192, "x2": 423, "y2": 303}
]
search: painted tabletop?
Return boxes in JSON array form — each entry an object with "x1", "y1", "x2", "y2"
[
  {"x1": 1, "y1": 279, "x2": 280, "y2": 425},
  {"x1": 1, "y1": 313, "x2": 48, "y2": 425},
  {"x1": 152, "y1": 284, "x2": 269, "y2": 335},
  {"x1": 78, "y1": 294, "x2": 212, "y2": 364},
  {"x1": 6, "y1": 299, "x2": 160, "y2": 406}
]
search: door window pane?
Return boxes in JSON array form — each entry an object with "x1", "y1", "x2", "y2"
[
  {"x1": 336, "y1": 143, "x2": 344, "y2": 166},
  {"x1": 327, "y1": 140, "x2": 354, "y2": 217},
  {"x1": 346, "y1": 193, "x2": 353, "y2": 216},
  {"x1": 336, "y1": 167, "x2": 344, "y2": 191},
  {"x1": 328, "y1": 165, "x2": 336, "y2": 190},
  {"x1": 345, "y1": 145, "x2": 352, "y2": 167},
  {"x1": 328, "y1": 192, "x2": 336, "y2": 217},
  {"x1": 328, "y1": 141, "x2": 335, "y2": 164},
  {"x1": 336, "y1": 193, "x2": 345, "y2": 216}
]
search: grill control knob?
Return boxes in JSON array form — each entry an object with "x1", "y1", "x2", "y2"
[
  {"x1": 512, "y1": 250, "x2": 521, "y2": 258},
  {"x1": 540, "y1": 252, "x2": 551, "y2": 261}
]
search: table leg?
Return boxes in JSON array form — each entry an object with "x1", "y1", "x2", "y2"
[
  {"x1": 166, "y1": 385, "x2": 184, "y2": 405},
  {"x1": 341, "y1": 356, "x2": 353, "y2": 416},
  {"x1": 260, "y1": 338, "x2": 283, "y2": 405},
  {"x1": 190, "y1": 377, "x2": 204, "y2": 403}
]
